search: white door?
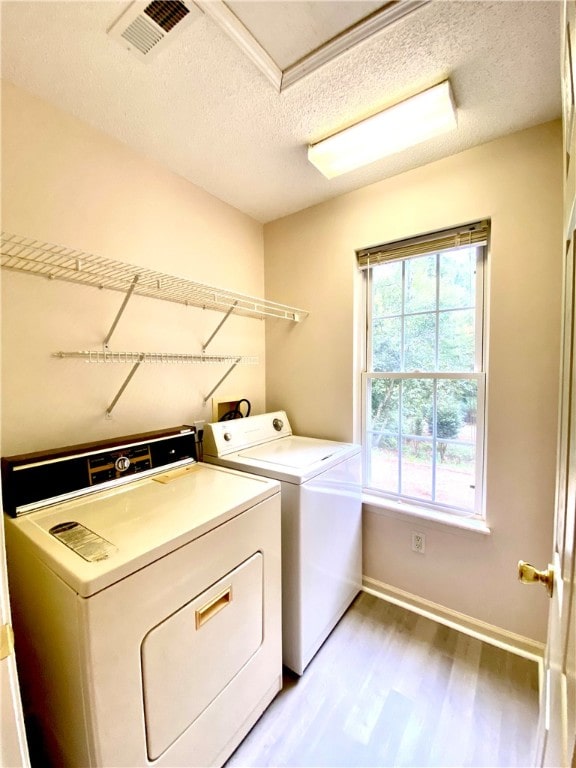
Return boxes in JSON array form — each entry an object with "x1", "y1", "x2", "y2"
[
  {"x1": 0, "y1": 485, "x2": 30, "y2": 768},
  {"x1": 529, "y1": 2, "x2": 576, "y2": 765}
]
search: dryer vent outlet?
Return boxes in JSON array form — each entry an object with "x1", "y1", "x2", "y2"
[
  {"x1": 212, "y1": 399, "x2": 248, "y2": 423},
  {"x1": 108, "y1": 0, "x2": 203, "y2": 62}
]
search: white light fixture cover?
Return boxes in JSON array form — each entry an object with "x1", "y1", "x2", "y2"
[{"x1": 308, "y1": 80, "x2": 457, "y2": 179}]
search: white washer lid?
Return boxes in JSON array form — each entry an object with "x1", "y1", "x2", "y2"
[
  {"x1": 208, "y1": 435, "x2": 360, "y2": 484},
  {"x1": 238, "y1": 436, "x2": 349, "y2": 469}
]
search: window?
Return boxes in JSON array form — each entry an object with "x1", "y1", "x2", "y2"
[{"x1": 359, "y1": 222, "x2": 488, "y2": 518}]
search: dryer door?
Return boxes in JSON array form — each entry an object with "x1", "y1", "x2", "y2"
[{"x1": 141, "y1": 552, "x2": 263, "y2": 761}]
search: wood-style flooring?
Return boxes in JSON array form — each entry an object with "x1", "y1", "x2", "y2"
[{"x1": 228, "y1": 592, "x2": 539, "y2": 768}]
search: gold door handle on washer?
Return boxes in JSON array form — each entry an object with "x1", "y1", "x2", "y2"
[{"x1": 518, "y1": 560, "x2": 554, "y2": 597}]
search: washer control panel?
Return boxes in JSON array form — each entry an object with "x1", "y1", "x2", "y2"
[{"x1": 203, "y1": 411, "x2": 292, "y2": 457}]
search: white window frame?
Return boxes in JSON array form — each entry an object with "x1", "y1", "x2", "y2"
[{"x1": 361, "y1": 237, "x2": 487, "y2": 520}]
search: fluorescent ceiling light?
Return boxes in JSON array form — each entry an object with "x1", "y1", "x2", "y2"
[{"x1": 307, "y1": 80, "x2": 457, "y2": 179}]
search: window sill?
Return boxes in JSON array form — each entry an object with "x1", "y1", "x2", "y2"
[{"x1": 362, "y1": 492, "x2": 491, "y2": 535}]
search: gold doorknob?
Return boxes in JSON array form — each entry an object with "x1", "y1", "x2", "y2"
[{"x1": 518, "y1": 560, "x2": 554, "y2": 597}]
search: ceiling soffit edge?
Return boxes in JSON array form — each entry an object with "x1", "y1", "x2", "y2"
[
  {"x1": 195, "y1": 0, "x2": 431, "y2": 92},
  {"x1": 195, "y1": 0, "x2": 282, "y2": 89},
  {"x1": 282, "y1": 0, "x2": 431, "y2": 90}
]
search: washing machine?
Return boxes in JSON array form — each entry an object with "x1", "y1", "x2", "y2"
[
  {"x1": 203, "y1": 411, "x2": 362, "y2": 675},
  {"x1": 2, "y1": 425, "x2": 282, "y2": 768}
]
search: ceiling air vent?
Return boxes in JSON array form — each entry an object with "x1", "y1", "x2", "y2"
[{"x1": 108, "y1": 0, "x2": 203, "y2": 62}]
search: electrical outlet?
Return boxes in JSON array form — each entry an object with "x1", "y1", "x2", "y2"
[{"x1": 412, "y1": 532, "x2": 426, "y2": 554}]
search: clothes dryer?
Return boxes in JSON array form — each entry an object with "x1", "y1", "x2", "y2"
[
  {"x1": 203, "y1": 411, "x2": 362, "y2": 675},
  {"x1": 3, "y1": 426, "x2": 282, "y2": 767}
]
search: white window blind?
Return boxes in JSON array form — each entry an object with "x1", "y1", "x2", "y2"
[{"x1": 357, "y1": 220, "x2": 489, "y2": 269}]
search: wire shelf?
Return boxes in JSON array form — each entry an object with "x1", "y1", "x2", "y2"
[
  {"x1": 53, "y1": 351, "x2": 258, "y2": 364},
  {"x1": 52, "y1": 351, "x2": 258, "y2": 416},
  {"x1": 1, "y1": 232, "x2": 308, "y2": 322}
]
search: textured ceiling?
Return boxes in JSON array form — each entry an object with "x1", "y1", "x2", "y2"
[{"x1": 0, "y1": 0, "x2": 562, "y2": 223}]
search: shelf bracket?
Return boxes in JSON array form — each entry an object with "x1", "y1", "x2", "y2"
[
  {"x1": 105, "y1": 354, "x2": 144, "y2": 418},
  {"x1": 202, "y1": 301, "x2": 238, "y2": 352},
  {"x1": 103, "y1": 275, "x2": 139, "y2": 349},
  {"x1": 203, "y1": 357, "x2": 242, "y2": 404}
]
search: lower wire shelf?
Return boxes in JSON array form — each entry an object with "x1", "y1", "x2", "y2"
[
  {"x1": 53, "y1": 350, "x2": 259, "y2": 416},
  {"x1": 53, "y1": 351, "x2": 258, "y2": 365}
]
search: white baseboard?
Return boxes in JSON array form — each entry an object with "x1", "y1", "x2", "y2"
[{"x1": 362, "y1": 575, "x2": 545, "y2": 663}]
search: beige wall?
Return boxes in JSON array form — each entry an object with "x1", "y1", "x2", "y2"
[
  {"x1": 0, "y1": 81, "x2": 266, "y2": 455},
  {"x1": 1, "y1": 80, "x2": 562, "y2": 641},
  {"x1": 264, "y1": 121, "x2": 563, "y2": 642}
]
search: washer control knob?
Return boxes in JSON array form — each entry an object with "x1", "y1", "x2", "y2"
[
  {"x1": 273, "y1": 418, "x2": 284, "y2": 431},
  {"x1": 115, "y1": 455, "x2": 130, "y2": 472},
  {"x1": 223, "y1": 432, "x2": 232, "y2": 442}
]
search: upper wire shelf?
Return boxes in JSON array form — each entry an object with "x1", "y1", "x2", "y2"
[{"x1": 0, "y1": 232, "x2": 309, "y2": 322}]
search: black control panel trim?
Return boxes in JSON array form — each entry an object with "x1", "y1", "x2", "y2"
[{"x1": 2, "y1": 426, "x2": 197, "y2": 517}]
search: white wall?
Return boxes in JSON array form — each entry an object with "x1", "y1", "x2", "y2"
[
  {"x1": 264, "y1": 121, "x2": 563, "y2": 642},
  {"x1": 1, "y1": 81, "x2": 266, "y2": 455}
]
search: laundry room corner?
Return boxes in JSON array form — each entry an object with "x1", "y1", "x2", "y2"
[
  {"x1": 262, "y1": 121, "x2": 563, "y2": 646},
  {"x1": 0, "y1": 80, "x2": 268, "y2": 455}
]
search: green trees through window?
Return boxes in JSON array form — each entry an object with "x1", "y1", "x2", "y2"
[{"x1": 364, "y1": 245, "x2": 485, "y2": 515}]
